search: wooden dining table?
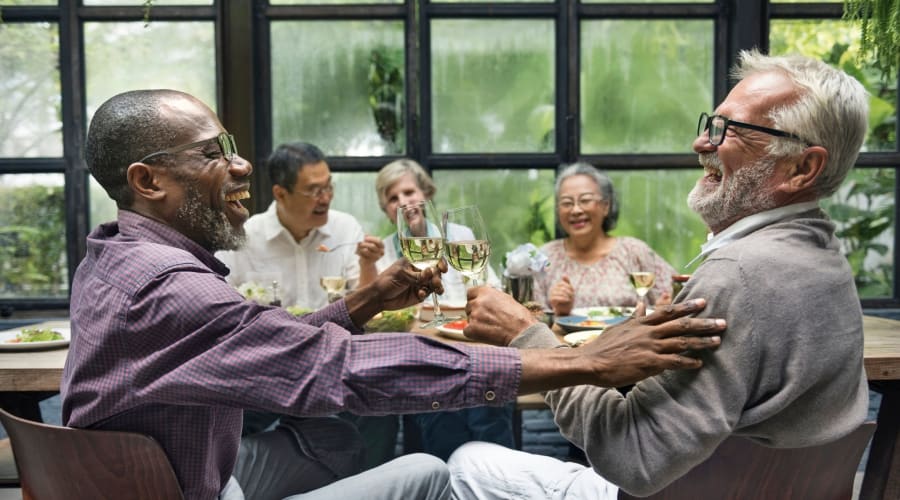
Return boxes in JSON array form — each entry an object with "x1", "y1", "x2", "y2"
[{"x1": 1, "y1": 315, "x2": 899, "y2": 499}]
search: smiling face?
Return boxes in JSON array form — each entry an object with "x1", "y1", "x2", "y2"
[
  {"x1": 689, "y1": 71, "x2": 801, "y2": 233},
  {"x1": 382, "y1": 173, "x2": 428, "y2": 225},
  {"x1": 274, "y1": 160, "x2": 333, "y2": 241},
  {"x1": 155, "y1": 96, "x2": 252, "y2": 251},
  {"x1": 557, "y1": 174, "x2": 609, "y2": 239}
]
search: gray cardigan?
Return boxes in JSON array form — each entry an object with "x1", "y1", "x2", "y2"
[{"x1": 511, "y1": 210, "x2": 869, "y2": 496}]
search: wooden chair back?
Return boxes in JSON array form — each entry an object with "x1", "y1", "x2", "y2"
[
  {"x1": 0, "y1": 408, "x2": 184, "y2": 500},
  {"x1": 618, "y1": 422, "x2": 876, "y2": 500}
]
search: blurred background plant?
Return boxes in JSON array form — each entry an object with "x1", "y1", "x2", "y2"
[{"x1": 842, "y1": 0, "x2": 900, "y2": 79}]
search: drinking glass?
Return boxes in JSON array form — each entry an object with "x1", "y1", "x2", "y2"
[
  {"x1": 397, "y1": 200, "x2": 453, "y2": 327},
  {"x1": 319, "y1": 276, "x2": 347, "y2": 303},
  {"x1": 442, "y1": 205, "x2": 491, "y2": 287},
  {"x1": 629, "y1": 270, "x2": 656, "y2": 307}
]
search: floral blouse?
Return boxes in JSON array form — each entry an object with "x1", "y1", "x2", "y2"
[{"x1": 533, "y1": 236, "x2": 676, "y2": 310}]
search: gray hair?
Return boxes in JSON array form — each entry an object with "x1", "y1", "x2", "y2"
[
  {"x1": 555, "y1": 162, "x2": 619, "y2": 232},
  {"x1": 375, "y1": 158, "x2": 437, "y2": 210},
  {"x1": 733, "y1": 49, "x2": 869, "y2": 198}
]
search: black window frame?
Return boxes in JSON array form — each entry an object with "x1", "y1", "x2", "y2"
[{"x1": 0, "y1": 0, "x2": 897, "y2": 315}]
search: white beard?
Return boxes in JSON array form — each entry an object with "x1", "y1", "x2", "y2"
[{"x1": 688, "y1": 153, "x2": 780, "y2": 231}]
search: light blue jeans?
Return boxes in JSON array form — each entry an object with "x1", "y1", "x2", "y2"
[
  {"x1": 447, "y1": 441, "x2": 618, "y2": 500},
  {"x1": 221, "y1": 453, "x2": 450, "y2": 500}
]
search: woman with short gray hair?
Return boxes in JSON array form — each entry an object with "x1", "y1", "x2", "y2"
[{"x1": 534, "y1": 162, "x2": 675, "y2": 316}]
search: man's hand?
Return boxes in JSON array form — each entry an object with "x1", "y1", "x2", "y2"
[
  {"x1": 346, "y1": 259, "x2": 447, "y2": 326},
  {"x1": 517, "y1": 299, "x2": 726, "y2": 394},
  {"x1": 464, "y1": 286, "x2": 539, "y2": 346}
]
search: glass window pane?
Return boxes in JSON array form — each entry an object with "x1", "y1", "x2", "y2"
[
  {"x1": 271, "y1": 21, "x2": 405, "y2": 156},
  {"x1": 84, "y1": 0, "x2": 210, "y2": 4},
  {"x1": 581, "y1": 20, "x2": 713, "y2": 153},
  {"x1": 0, "y1": 22, "x2": 61, "y2": 158},
  {"x1": 0, "y1": 1, "x2": 56, "y2": 5},
  {"x1": 431, "y1": 20, "x2": 555, "y2": 153},
  {"x1": 584, "y1": 0, "x2": 709, "y2": 2},
  {"x1": 822, "y1": 167, "x2": 895, "y2": 299},
  {"x1": 770, "y1": 19, "x2": 897, "y2": 153},
  {"x1": 84, "y1": 21, "x2": 216, "y2": 229},
  {"x1": 272, "y1": 0, "x2": 400, "y2": 4},
  {"x1": 329, "y1": 172, "x2": 394, "y2": 237},
  {"x1": 89, "y1": 177, "x2": 118, "y2": 229},
  {"x1": 0, "y1": 173, "x2": 68, "y2": 299},
  {"x1": 432, "y1": 169, "x2": 556, "y2": 273},
  {"x1": 605, "y1": 170, "x2": 709, "y2": 271},
  {"x1": 84, "y1": 21, "x2": 216, "y2": 118}
]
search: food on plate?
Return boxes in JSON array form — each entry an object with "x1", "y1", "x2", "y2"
[
  {"x1": 576, "y1": 319, "x2": 608, "y2": 328},
  {"x1": 285, "y1": 305, "x2": 314, "y2": 317},
  {"x1": 587, "y1": 307, "x2": 628, "y2": 318},
  {"x1": 442, "y1": 319, "x2": 469, "y2": 331},
  {"x1": 365, "y1": 307, "x2": 417, "y2": 332},
  {"x1": 7, "y1": 328, "x2": 64, "y2": 343}
]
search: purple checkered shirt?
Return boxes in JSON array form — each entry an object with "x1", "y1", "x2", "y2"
[{"x1": 61, "y1": 210, "x2": 521, "y2": 500}]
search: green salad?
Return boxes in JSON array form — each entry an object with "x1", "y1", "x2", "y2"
[
  {"x1": 12, "y1": 328, "x2": 64, "y2": 343},
  {"x1": 365, "y1": 307, "x2": 417, "y2": 332},
  {"x1": 587, "y1": 307, "x2": 628, "y2": 318},
  {"x1": 285, "y1": 305, "x2": 314, "y2": 317}
]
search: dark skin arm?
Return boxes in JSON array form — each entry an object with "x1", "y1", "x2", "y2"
[
  {"x1": 344, "y1": 258, "x2": 448, "y2": 327},
  {"x1": 464, "y1": 287, "x2": 725, "y2": 393}
]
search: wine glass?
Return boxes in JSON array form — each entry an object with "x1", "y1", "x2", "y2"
[
  {"x1": 629, "y1": 270, "x2": 656, "y2": 307},
  {"x1": 397, "y1": 200, "x2": 454, "y2": 327},
  {"x1": 320, "y1": 276, "x2": 347, "y2": 303},
  {"x1": 442, "y1": 205, "x2": 491, "y2": 287}
]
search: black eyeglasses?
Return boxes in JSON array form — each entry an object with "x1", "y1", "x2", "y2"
[
  {"x1": 140, "y1": 132, "x2": 237, "y2": 163},
  {"x1": 697, "y1": 112, "x2": 808, "y2": 146}
]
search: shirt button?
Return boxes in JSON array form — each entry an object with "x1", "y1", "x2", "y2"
[
  {"x1": 484, "y1": 390, "x2": 496, "y2": 401},
  {"x1": 431, "y1": 401, "x2": 441, "y2": 410}
]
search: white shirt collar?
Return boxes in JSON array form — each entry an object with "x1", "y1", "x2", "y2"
[
  {"x1": 685, "y1": 201, "x2": 821, "y2": 268},
  {"x1": 260, "y1": 201, "x2": 332, "y2": 245}
]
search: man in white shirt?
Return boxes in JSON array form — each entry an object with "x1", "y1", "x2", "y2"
[{"x1": 216, "y1": 142, "x2": 364, "y2": 310}]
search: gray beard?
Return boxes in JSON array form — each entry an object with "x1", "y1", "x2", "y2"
[
  {"x1": 174, "y1": 183, "x2": 246, "y2": 252},
  {"x1": 688, "y1": 153, "x2": 779, "y2": 231}
]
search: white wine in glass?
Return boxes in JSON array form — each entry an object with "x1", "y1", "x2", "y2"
[
  {"x1": 320, "y1": 276, "x2": 347, "y2": 303},
  {"x1": 443, "y1": 206, "x2": 491, "y2": 286},
  {"x1": 629, "y1": 271, "x2": 656, "y2": 306},
  {"x1": 397, "y1": 200, "x2": 455, "y2": 327}
]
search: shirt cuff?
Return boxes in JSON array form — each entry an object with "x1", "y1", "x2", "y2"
[{"x1": 509, "y1": 322, "x2": 562, "y2": 349}]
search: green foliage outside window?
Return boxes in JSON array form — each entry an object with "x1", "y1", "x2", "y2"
[{"x1": 0, "y1": 184, "x2": 67, "y2": 298}]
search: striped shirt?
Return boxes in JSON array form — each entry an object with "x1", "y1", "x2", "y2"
[{"x1": 61, "y1": 209, "x2": 521, "y2": 500}]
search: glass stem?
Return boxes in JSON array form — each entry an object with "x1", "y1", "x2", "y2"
[{"x1": 431, "y1": 295, "x2": 443, "y2": 319}]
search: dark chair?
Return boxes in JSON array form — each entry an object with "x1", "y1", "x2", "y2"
[
  {"x1": 0, "y1": 408, "x2": 184, "y2": 500},
  {"x1": 618, "y1": 422, "x2": 876, "y2": 500}
]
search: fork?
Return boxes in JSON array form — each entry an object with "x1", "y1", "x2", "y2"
[{"x1": 317, "y1": 240, "x2": 360, "y2": 253}]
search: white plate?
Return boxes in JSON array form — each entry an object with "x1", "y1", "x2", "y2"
[
  {"x1": 435, "y1": 320, "x2": 474, "y2": 341},
  {"x1": 564, "y1": 330, "x2": 605, "y2": 346},
  {"x1": 0, "y1": 326, "x2": 71, "y2": 351}
]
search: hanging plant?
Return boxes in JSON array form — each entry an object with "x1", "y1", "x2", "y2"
[
  {"x1": 143, "y1": 0, "x2": 153, "y2": 27},
  {"x1": 843, "y1": 0, "x2": 900, "y2": 78}
]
